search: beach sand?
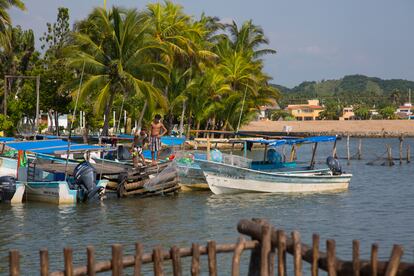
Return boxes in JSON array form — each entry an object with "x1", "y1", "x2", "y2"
[{"x1": 241, "y1": 120, "x2": 414, "y2": 137}]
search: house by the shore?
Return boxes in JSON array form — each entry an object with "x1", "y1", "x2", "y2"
[{"x1": 286, "y1": 99, "x2": 324, "y2": 121}]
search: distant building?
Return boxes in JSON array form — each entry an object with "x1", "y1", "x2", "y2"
[
  {"x1": 257, "y1": 99, "x2": 280, "y2": 120},
  {"x1": 395, "y1": 103, "x2": 413, "y2": 119},
  {"x1": 286, "y1": 99, "x2": 324, "y2": 121},
  {"x1": 339, "y1": 106, "x2": 355, "y2": 120}
]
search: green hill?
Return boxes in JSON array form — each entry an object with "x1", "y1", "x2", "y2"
[{"x1": 275, "y1": 75, "x2": 414, "y2": 108}]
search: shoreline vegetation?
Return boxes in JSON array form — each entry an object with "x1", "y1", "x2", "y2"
[
  {"x1": 242, "y1": 120, "x2": 414, "y2": 137},
  {"x1": 0, "y1": 2, "x2": 279, "y2": 137}
]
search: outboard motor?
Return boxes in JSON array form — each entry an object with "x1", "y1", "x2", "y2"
[
  {"x1": 73, "y1": 162, "x2": 103, "y2": 202},
  {"x1": 0, "y1": 176, "x2": 17, "y2": 202},
  {"x1": 326, "y1": 156, "x2": 342, "y2": 175},
  {"x1": 117, "y1": 145, "x2": 132, "y2": 161}
]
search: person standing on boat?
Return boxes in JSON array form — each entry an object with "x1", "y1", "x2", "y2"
[
  {"x1": 150, "y1": 114, "x2": 167, "y2": 165},
  {"x1": 132, "y1": 128, "x2": 148, "y2": 167}
]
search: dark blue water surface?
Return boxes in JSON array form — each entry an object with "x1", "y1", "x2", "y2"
[{"x1": 1, "y1": 138, "x2": 414, "y2": 274}]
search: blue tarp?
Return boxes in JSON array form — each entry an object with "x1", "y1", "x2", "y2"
[
  {"x1": 5, "y1": 139, "x2": 105, "y2": 154},
  {"x1": 246, "y1": 136, "x2": 337, "y2": 147},
  {"x1": 0, "y1": 137, "x2": 15, "y2": 142}
]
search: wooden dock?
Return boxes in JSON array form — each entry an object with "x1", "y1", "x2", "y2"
[{"x1": 8, "y1": 218, "x2": 414, "y2": 275}]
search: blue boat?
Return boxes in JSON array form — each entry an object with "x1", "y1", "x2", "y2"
[{"x1": 0, "y1": 140, "x2": 108, "y2": 204}]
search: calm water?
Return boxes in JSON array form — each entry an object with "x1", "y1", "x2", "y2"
[{"x1": 1, "y1": 138, "x2": 414, "y2": 274}]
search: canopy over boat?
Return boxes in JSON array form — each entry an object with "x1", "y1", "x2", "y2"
[
  {"x1": 0, "y1": 137, "x2": 15, "y2": 142},
  {"x1": 4, "y1": 139, "x2": 106, "y2": 154},
  {"x1": 246, "y1": 136, "x2": 337, "y2": 147}
]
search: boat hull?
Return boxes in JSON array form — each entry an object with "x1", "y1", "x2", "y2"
[
  {"x1": 22, "y1": 180, "x2": 107, "y2": 204},
  {"x1": 198, "y1": 160, "x2": 351, "y2": 195}
]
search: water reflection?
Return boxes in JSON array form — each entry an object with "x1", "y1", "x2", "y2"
[{"x1": 0, "y1": 138, "x2": 413, "y2": 273}]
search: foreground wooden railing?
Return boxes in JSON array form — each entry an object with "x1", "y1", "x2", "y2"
[{"x1": 8, "y1": 218, "x2": 414, "y2": 275}]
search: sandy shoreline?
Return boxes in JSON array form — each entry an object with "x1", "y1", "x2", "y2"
[{"x1": 241, "y1": 120, "x2": 414, "y2": 137}]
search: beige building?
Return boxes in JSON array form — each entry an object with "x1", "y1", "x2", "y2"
[
  {"x1": 286, "y1": 100, "x2": 324, "y2": 121},
  {"x1": 339, "y1": 106, "x2": 355, "y2": 120}
]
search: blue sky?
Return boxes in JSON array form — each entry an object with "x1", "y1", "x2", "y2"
[{"x1": 9, "y1": 0, "x2": 414, "y2": 87}]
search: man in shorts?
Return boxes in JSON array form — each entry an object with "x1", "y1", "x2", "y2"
[{"x1": 150, "y1": 114, "x2": 167, "y2": 165}]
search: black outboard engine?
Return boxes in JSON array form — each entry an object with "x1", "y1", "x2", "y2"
[
  {"x1": 0, "y1": 176, "x2": 17, "y2": 202},
  {"x1": 326, "y1": 156, "x2": 342, "y2": 175},
  {"x1": 73, "y1": 162, "x2": 103, "y2": 202},
  {"x1": 117, "y1": 145, "x2": 132, "y2": 161}
]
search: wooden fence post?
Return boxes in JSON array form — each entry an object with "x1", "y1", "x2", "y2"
[
  {"x1": 64, "y1": 247, "x2": 73, "y2": 276},
  {"x1": 87, "y1": 246, "x2": 96, "y2": 276},
  {"x1": 407, "y1": 144, "x2": 411, "y2": 163},
  {"x1": 311, "y1": 234, "x2": 319, "y2": 276},
  {"x1": 277, "y1": 230, "x2": 286, "y2": 276},
  {"x1": 134, "y1": 243, "x2": 143, "y2": 276},
  {"x1": 153, "y1": 246, "x2": 164, "y2": 276},
  {"x1": 292, "y1": 231, "x2": 302, "y2": 276},
  {"x1": 112, "y1": 244, "x2": 123, "y2": 276},
  {"x1": 260, "y1": 225, "x2": 271, "y2": 276},
  {"x1": 371, "y1": 244, "x2": 378, "y2": 276},
  {"x1": 171, "y1": 246, "x2": 182, "y2": 276},
  {"x1": 385, "y1": 245, "x2": 403, "y2": 276},
  {"x1": 352, "y1": 240, "x2": 360, "y2": 276},
  {"x1": 357, "y1": 139, "x2": 362, "y2": 160},
  {"x1": 207, "y1": 241, "x2": 217, "y2": 276},
  {"x1": 191, "y1": 243, "x2": 200, "y2": 276},
  {"x1": 9, "y1": 250, "x2": 20, "y2": 276},
  {"x1": 326, "y1": 240, "x2": 336, "y2": 276},
  {"x1": 40, "y1": 248, "x2": 49, "y2": 276},
  {"x1": 399, "y1": 136, "x2": 404, "y2": 165},
  {"x1": 386, "y1": 145, "x2": 394, "y2": 166},
  {"x1": 232, "y1": 237, "x2": 245, "y2": 276}
]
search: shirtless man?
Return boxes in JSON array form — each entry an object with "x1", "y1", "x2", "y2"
[
  {"x1": 150, "y1": 114, "x2": 167, "y2": 164},
  {"x1": 131, "y1": 128, "x2": 148, "y2": 167}
]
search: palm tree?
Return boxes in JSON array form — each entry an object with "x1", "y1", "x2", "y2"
[
  {"x1": 0, "y1": 0, "x2": 25, "y2": 32},
  {"x1": 66, "y1": 7, "x2": 168, "y2": 136}
]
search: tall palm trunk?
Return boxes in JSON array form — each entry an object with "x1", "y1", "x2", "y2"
[
  {"x1": 137, "y1": 100, "x2": 148, "y2": 131},
  {"x1": 220, "y1": 120, "x2": 228, "y2": 138},
  {"x1": 209, "y1": 116, "x2": 216, "y2": 138},
  {"x1": 186, "y1": 109, "x2": 192, "y2": 139},
  {"x1": 195, "y1": 120, "x2": 201, "y2": 138},
  {"x1": 102, "y1": 91, "x2": 116, "y2": 136},
  {"x1": 179, "y1": 100, "x2": 186, "y2": 136}
]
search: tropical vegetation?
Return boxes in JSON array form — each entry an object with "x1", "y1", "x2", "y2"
[{"x1": 0, "y1": 1, "x2": 280, "y2": 136}]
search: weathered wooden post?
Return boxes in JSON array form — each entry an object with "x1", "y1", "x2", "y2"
[
  {"x1": 347, "y1": 135, "x2": 350, "y2": 165},
  {"x1": 310, "y1": 143, "x2": 318, "y2": 169},
  {"x1": 332, "y1": 139, "x2": 338, "y2": 158},
  {"x1": 112, "y1": 244, "x2": 123, "y2": 276},
  {"x1": 40, "y1": 249, "x2": 49, "y2": 276},
  {"x1": 260, "y1": 225, "x2": 271, "y2": 276},
  {"x1": 311, "y1": 234, "x2": 319, "y2": 276},
  {"x1": 9, "y1": 250, "x2": 20, "y2": 276},
  {"x1": 326, "y1": 240, "x2": 336, "y2": 276},
  {"x1": 232, "y1": 237, "x2": 246, "y2": 276},
  {"x1": 134, "y1": 243, "x2": 143, "y2": 276},
  {"x1": 277, "y1": 230, "x2": 287, "y2": 276},
  {"x1": 399, "y1": 136, "x2": 404, "y2": 165},
  {"x1": 292, "y1": 231, "x2": 302, "y2": 276},
  {"x1": 352, "y1": 240, "x2": 360, "y2": 276},
  {"x1": 153, "y1": 246, "x2": 164, "y2": 276},
  {"x1": 207, "y1": 241, "x2": 217, "y2": 276},
  {"x1": 386, "y1": 145, "x2": 394, "y2": 166},
  {"x1": 385, "y1": 245, "x2": 404, "y2": 276},
  {"x1": 170, "y1": 246, "x2": 182, "y2": 276},
  {"x1": 370, "y1": 244, "x2": 378, "y2": 276},
  {"x1": 357, "y1": 139, "x2": 362, "y2": 160},
  {"x1": 407, "y1": 144, "x2": 411, "y2": 163},
  {"x1": 191, "y1": 243, "x2": 200, "y2": 276},
  {"x1": 64, "y1": 247, "x2": 73, "y2": 276},
  {"x1": 87, "y1": 246, "x2": 96, "y2": 276},
  {"x1": 207, "y1": 136, "x2": 211, "y2": 161}
]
